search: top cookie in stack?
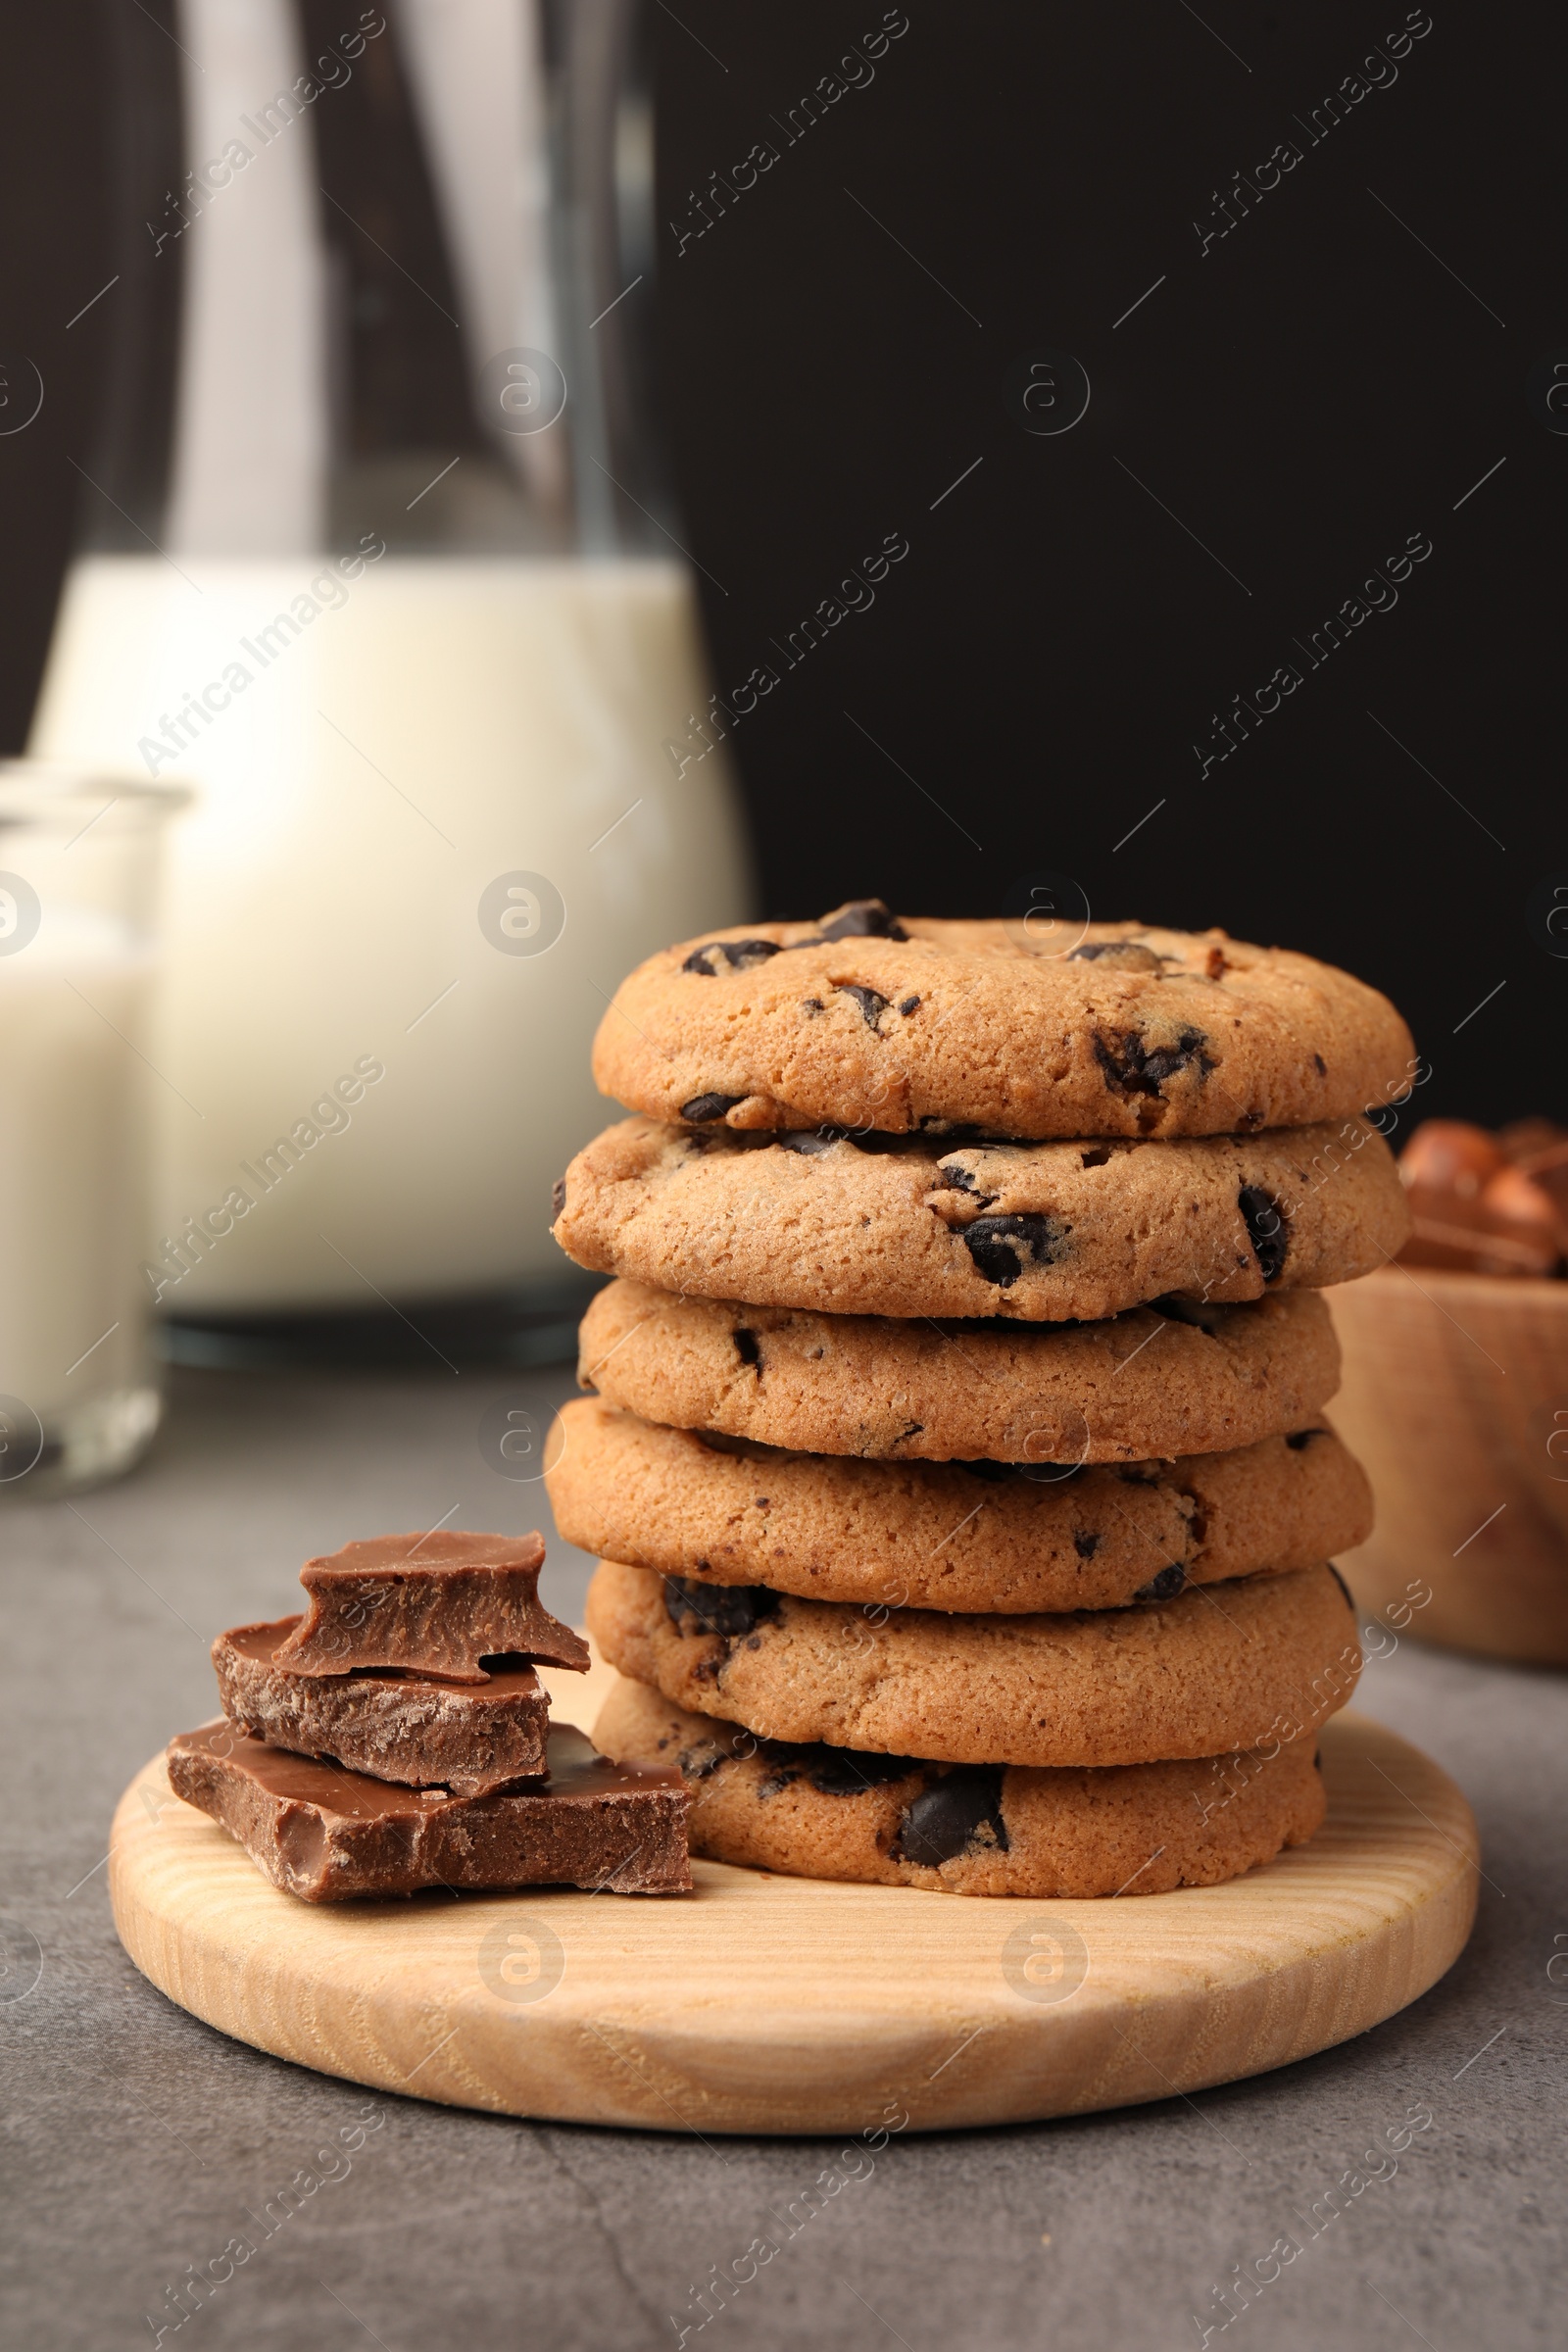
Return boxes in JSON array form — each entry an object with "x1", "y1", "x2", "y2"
[
  {"x1": 589, "y1": 901, "x2": 1412, "y2": 1143},
  {"x1": 549, "y1": 902, "x2": 1413, "y2": 1901}
]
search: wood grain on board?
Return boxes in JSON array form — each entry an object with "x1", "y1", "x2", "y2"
[{"x1": 110, "y1": 1657, "x2": 1478, "y2": 2135}]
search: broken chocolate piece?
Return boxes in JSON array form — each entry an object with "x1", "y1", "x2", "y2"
[
  {"x1": 214, "y1": 1618, "x2": 551, "y2": 1797},
  {"x1": 551, "y1": 1175, "x2": 566, "y2": 1218},
  {"x1": 732, "y1": 1326, "x2": 762, "y2": 1370},
  {"x1": 270, "y1": 1530, "x2": 587, "y2": 1683},
  {"x1": 894, "y1": 1766, "x2": 1008, "y2": 1866},
  {"x1": 679, "y1": 1092, "x2": 746, "y2": 1123},
  {"x1": 168, "y1": 1720, "x2": 691, "y2": 1901},
  {"x1": 681, "y1": 939, "x2": 783, "y2": 976},
  {"x1": 663, "y1": 1577, "x2": 779, "y2": 1638},
  {"x1": 816, "y1": 898, "x2": 908, "y2": 941},
  {"x1": 1238, "y1": 1185, "x2": 1289, "y2": 1282},
  {"x1": 961, "y1": 1212, "x2": 1069, "y2": 1287}
]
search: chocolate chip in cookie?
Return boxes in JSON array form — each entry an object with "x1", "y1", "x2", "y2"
[
  {"x1": 680, "y1": 1092, "x2": 745, "y2": 1123},
  {"x1": 817, "y1": 898, "x2": 908, "y2": 942},
  {"x1": 1239, "y1": 1185, "x2": 1289, "y2": 1282},
  {"x1": 962, "y1": 1212, "x2": 1069, "y2": 1287},
  {"x1": 895, "y1": 1766, "x2": 1009, "y2": 1865},
  {"x1": 932, "y1": 1157, "x2": 995, "y2": 1197},
  {"x1": 663, "y1": 1576, "x2": 779, "y2": 1638},
  {"x1": 1094, "y1": 1026, "x2": 1216, "y2": 1100},
  {"x1": 1134, "y1": 1563, "x2": 1188, "y2": 1603},
  {"x1": 1069, "y1": 942, "x2": 1162, "y2": 974},
  {"x1": 838, "y1": 983, "x2": 889, "y2": 1029},
  {"x1": 682, "y1": 939, "x2": 783, "y2": 976}
]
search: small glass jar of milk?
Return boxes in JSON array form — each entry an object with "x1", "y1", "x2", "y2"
[{"x1": 0, "y1": 766, "x2": 187, "y2": 1495}]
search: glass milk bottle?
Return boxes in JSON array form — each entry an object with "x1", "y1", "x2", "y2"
[
  {"x1": 0, "y1": 767, "x2": 185, "y2": 1495},
  {"x1": 29, "y1": 0, "x2": 750, "y2": 1329}
]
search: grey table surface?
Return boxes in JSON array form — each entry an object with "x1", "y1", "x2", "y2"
[{"x1": 2, "y1": 1362, "x2": 1563, "y2": 2352}]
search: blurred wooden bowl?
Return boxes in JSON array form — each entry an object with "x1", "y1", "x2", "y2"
[{"x1": 1327, "y1": 1266, "x2": 1568, "y2": 1666}]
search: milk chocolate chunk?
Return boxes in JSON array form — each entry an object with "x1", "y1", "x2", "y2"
[
  {"x1": 214, "y1": 1619, "x2": 550, "y2": 1797},
  {"x1": 167, "y1": 1721, "x2": 692, "y2": 1902},
  {"x1": 270, "y1": 1530, "x2": 589, "y2": 1682}
]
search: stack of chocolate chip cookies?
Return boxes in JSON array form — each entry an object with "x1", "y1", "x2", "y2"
[{"x1": 547, "y1": 903, "x2": 1415, "y2": 1900}]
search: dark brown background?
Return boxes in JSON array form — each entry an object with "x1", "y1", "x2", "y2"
[{"x1": 3, "y1": 0, "x2": 1562, "y2": 1120}]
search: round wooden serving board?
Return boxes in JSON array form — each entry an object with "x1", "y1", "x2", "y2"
[{"x1": 110, "y1": 1673, "x2": 1478, "y2": 2137}]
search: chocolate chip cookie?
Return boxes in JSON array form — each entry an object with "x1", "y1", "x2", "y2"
[
  {"x1": 594, "y1": 1676, "x2": 1327, "y2": 1897},
  {"x1": 592, "y1": 903, "x2": 1416, "y2": 1140},
  {"x1": 586, "y1": 1558, "x2": 1360, "y2": 1766},
  {"x1": 554, "y1": 1115, "x2": 1408, "y2": 1321},
  {"x1": 546, "y1": 1400, "x2": 1372, "y2": 1613},
  {"x1": 577, "y1": 1278, "x2": 1340, "y2": 1463}
]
